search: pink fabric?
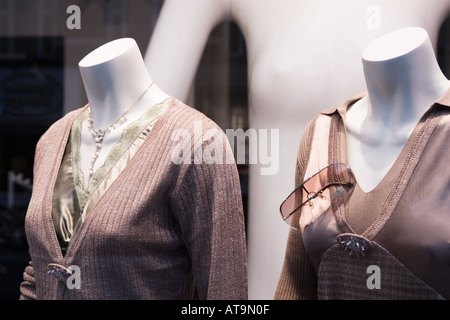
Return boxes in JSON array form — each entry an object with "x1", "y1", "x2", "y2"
[{"x1": 20, "y1": 99, "x2": 248, "y2": 300}]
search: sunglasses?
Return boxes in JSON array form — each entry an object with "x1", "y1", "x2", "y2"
[{"x1": 279, "y1": 162, "x2": 356, "y2": 229}]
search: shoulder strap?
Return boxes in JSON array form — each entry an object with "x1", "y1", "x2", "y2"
[{"x1": 302, "y1": 113, "x2": 334, "y2": 179}]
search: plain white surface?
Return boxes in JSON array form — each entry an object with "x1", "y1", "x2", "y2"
[
  {"x1": 362, "y1": 27, "x2": 428, "y2": 61},
  {"x1": 144, "y1": 0, "x2": 450, "y2": 299},
  {"x1": 79, "y1": 38, "x2": 136, "y2": 67}
]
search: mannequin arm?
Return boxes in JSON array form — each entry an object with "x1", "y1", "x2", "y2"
[
  {"x1": 170, "y1": 127, "x2": 247, "y2": 300},
  {"x1": 145, "y1": 0, "x2": 231, "y2": 101}
]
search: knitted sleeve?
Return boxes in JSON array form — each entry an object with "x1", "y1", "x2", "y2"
[
  {"x1": 170, "y1": 120, "x2": 248, "y2": 300},
  {"x1": 274, "y1": 118, "x2": 318, "y2": 300},
  {"x1": 19, "y1": 131, "x2": 48, "y2": 300},
  {"x1": 18, "y1": 109, "x2": 78, "y2": 300}
]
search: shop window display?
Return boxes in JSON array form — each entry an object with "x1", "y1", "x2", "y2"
[{"x1": 0, "y1": 0, "x2": 448, "y2": 303}]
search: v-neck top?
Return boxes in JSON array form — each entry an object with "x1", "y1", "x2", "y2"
[
  {"x1": 20, "y1": 98, "x2": 248, "y2": 300},
  {"x1": 52, "y1": 98, "x2": 171, "y2": 255},
  {"x1": 275, "y1": 87, "x2": 450, "y2": 299}
]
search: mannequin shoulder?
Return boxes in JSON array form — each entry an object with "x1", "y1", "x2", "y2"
[
  {"x1": 164, "y1": 98, "x2": 224, "y2": 133},
  {"x1": 435, "y1": 107, "x2": 450, "y2": 127},
  {"x1": 37, "y1": 107, "x2": 84, "y2": 146}
]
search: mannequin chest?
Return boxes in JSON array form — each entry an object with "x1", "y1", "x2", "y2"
[{"x1": 231, "y1": 0, "x2": 443, "y2": 123}]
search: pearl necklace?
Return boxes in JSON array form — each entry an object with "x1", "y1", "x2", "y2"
[{"x1": 86, "y1": 81, "x2": 154, "y2": 180}]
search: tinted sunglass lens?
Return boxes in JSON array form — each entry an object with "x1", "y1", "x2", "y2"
[{"x1": 279, "y1": 163, "x2": 355, "y2": 229}]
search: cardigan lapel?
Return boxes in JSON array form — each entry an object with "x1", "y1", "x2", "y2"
[{"x1": 42, "y1": 107, "x2": 87, "y2": 262}]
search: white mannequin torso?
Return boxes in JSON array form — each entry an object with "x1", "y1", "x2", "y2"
[
  {"x1": 79, "y1": 38, "x2": 169, "y2": 185},
  {"x1": 144, "y1": 0, "x2": 450, "y2": 299},
  {"x1": 346, "y1": 27, "x2": 449, "y2": 192}
]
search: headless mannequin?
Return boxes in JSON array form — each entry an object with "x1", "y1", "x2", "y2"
[
  {"x1": 79, "y1": 38, "x2": 169, "y2": 185},
  {"x1": 145, "y1": 0, "x2": 450, "y2": 299},
  {"x1": 346, "y1": 27, "x2": 450, "y2": 192}
]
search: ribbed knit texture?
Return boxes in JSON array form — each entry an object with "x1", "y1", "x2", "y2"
[{"x1": 20, "y1": 98, "x2": 248, "y2": 300}]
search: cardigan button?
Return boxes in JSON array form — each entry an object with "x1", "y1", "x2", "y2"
[
  {"x1": 336, "y1": 233, "x2": 372, "y2": 257},
  {"x1": 47, "y1": 263, "x2": 72, "y2": 282}
]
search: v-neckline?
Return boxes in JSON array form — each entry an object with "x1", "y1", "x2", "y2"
[
  {"x1": 329, "y1": 97, "x2": 443, "y2": 240},
  {"x1": 45, "y1": 98, "x2": 174, "y2": 262},
  {"x1": 71, "y1": 97, "x2": 172, "y2": 213}
]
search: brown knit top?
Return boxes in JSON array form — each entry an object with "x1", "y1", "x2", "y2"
[
  {"x1": 20, "y1": 98, "x2": 248, "y2": 300},
  {"x1": 275, "y1": 89, "x2": 450, "y2": 300}
]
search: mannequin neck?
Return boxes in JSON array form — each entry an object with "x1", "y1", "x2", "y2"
[
  {"x1": 361, "y1": 27, "x2": 449, "y2": 130},
  {"x1": 79, "y1": 38, "x2": 155, "y2": 129},
  {"x1": 345, "y1": 27, "x2": 449, "y2": 192}
]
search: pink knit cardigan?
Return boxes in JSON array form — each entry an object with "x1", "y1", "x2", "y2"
[{"x1": 20, "y1": 98, "x2": 248, "y2": 300}]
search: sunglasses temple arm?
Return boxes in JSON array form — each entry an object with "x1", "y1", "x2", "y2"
[{"x1": 284, "y1": 182, "x2": 351, "y2": 220}]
